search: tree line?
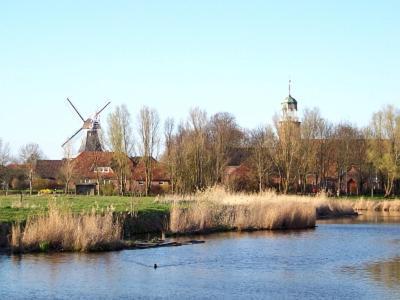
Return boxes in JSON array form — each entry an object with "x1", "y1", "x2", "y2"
[{"x1": 1, "y1": 104, "x2": 400, "y2": 197}]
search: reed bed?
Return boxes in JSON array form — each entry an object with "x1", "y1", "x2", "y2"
[
  {"x1": 11, "y1": 204, "x2": 123, "y2": 253},
  {"x1": 352, "y1": 199, "x2": 400, "y2": 212},
  {"x1": 170, "y1": 200, "x2": 316, "y2": 233},
  {"x1": 312, "y1": 196, "x2": 356, "y2": 218},
  {"x1": 162, "y1": 188, "x2": 361, "y2": 234}
]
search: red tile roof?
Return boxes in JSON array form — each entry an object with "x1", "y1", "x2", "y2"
[
  {"x1": 73, "y1": 151, "x2": 119, "y2": 180},
  {"x1": 130, "y1": 157, "x2": 170, "y2": 181},
  {"x1": 6, "y1": 163, "x2": 27, "y2": 170},
  {"x1": 17, "y1": 152, "x2": 171, "y2": 183}
]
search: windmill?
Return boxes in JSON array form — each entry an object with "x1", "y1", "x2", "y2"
[{"x1": 62, "y1": 98, "x2": 111, "y2": 152}]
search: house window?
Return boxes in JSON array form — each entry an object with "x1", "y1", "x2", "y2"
[{"x1": 95, "y1": 167, "x2": 111, "y2": 173}]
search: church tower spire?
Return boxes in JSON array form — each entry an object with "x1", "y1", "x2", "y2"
[{"x1": 281, "y1": 80, "x2": 299, "y2": 122}]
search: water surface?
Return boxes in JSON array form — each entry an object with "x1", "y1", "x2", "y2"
[{"x1": 1, "y1": 213, "x2": 399, "y2": 299}]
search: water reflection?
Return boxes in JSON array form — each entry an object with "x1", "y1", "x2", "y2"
[
  {"x1": 365, "y1": 257, "x2": 400, "y2": 289},
  {"x1": 319, "y1": 212, "x2": 400, "y2": 224},
  {"x1": 174, "y1": 228, "x2": 317, "y2": 242},
  {"x1": 343, "y1": 256, "x2": 400, "y2": 290}
]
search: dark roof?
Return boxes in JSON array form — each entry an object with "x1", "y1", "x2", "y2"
[
  {"x1": 283, "y1": 94, "x2": 297, "y2": 105},
  {"x1": 227, "y1": 147, "x2": 251, "y2": 166},
  {"x1": 76, "y1": 183, "x2": 97, "y2": 187},
  {"x1": 35, "y1": 160, "x2": 63, "y2": 180},
  {"x1": 130, "y1": 156, "x2": 157, "y2": 165}
]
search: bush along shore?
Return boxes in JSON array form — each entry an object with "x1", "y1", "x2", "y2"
[{"x1": 3, "y1": 188, "x2": 400, "y2": 253}]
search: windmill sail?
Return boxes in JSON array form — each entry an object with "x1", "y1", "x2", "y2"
[{"x1": 62, "y1": 98, "x2": 111, "y2": 153}]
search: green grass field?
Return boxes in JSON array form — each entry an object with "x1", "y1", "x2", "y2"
[{"x1": 0, "y1": 195, "x2": 170, "y2": 223}]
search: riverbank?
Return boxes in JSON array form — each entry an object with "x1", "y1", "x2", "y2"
[{"x1": 1, "y1": 189, "x2": 399, "y2": 253}]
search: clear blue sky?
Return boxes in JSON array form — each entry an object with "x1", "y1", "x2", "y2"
[{"x1": 1, "y1": 1, "x2": 399, "y2": 159}]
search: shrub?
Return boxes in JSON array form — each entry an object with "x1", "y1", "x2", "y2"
[{"x1": 38, "y1": 189, "x2": 52, "y2": 196}]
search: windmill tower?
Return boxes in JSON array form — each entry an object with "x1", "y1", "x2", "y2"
[{"x1": 62, "y1": 98, "x2": 111, "y2": 152}]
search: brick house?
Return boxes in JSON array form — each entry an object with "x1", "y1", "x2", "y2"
[
  {"x1": 71, "y1": 152, "x2": 171, "y2": 195},
  {"x1": 130, "y1": 157, "x2": 171, "y2": 195},
  {"x1": 5, "y1": 151, "x2": 171, "y2": 195}
]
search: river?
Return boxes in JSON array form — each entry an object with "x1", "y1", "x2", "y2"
[{"x1": 1, "y1": 213, "x2": 399, "y2": 299}]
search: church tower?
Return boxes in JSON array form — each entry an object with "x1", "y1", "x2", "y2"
[
  {"x1": 279, "y1": 81, "x2": 301, "y2": 136},
  {"x1": 281, "y1": 80, "x2": 300, "y2": 124}
]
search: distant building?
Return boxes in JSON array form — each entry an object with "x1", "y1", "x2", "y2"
[
  {"x1": 224, "y1": 87, "x2": 377, "y2": 195},
  {"x1": 4, "y1": 152, "x2": 171, "y2": 195}
]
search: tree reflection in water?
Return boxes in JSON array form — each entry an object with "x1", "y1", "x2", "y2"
[{"x1": 365, "y1": 257, "x2": 400, "y2": 289}]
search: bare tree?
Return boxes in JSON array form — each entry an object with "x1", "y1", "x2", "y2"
[
  {"x1": 298, "y1": 108, "x2": 323, "y2": 193},
  {"x1": 209, "y1": 112, "x2": 243, "y2": 184},
  {"x1": 0, "y1": 139, "x2": 10, "y2": 167},
  {"x1": 108, "y1": 104, "x2": 134, "y2": 195},
  {"x1": 19, "y1": 143, "x2": 44, "y2": 195},
  {"x1": 187, "y1": 108, "x2": 212, "y2": 190},
  {"x1": 352, "y1": 128, "x2": 368, "y2": 195},
  {"x1": 333, "y1": 123, "x2": 359, "y2": 195},
  {"x1": 59, "y1": 145, "x2": 75, "y2": 194},
  {"x1": 137, "y1": 106, "x2": 160, "y2": 196},
  {"x1": 0, "y1": 139, "x2": 11, "y2": 194},
  {"x1": 163, "y1": 117, "x2": 176, "y2": 193},
  {"x1": 248, "y1": 125, "x2": 275, "y2": 192},
  {"x1": 315, "y1": 119, "x2": 335, "y2": 192},
  {"x1": 273, "y1": 115, "x2": 301, "y2": 194},
  {"x1": 367, "y1": 105, "x2": 400, "y2": 197},
  {"x1": 168, "y1": 109, "x2": 213, "y2": 193},
  {"x1": 172, "y1": 122, "x2": 193, "y2": 193}
]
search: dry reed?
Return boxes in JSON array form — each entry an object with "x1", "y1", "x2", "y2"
[
  {"x1": 167, "y1": 188, "x2": 321, "y2": 234},
  {"x1": 11, "y1": 203, "x2": 123, "y2": 253},
  {"x1": 311, "y1": 193, "x2": 356, "y2": 218}
]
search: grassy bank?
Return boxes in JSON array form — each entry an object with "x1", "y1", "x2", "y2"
[
  {"x1": 2, "y1": 193, "x2": 398, "y2": 225},
  {"x1": 0, "y1": 195, "x2": 169, "y2": 223}
]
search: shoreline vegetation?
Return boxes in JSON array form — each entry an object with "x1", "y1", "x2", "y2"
[{"x1": 1, "y1": 188, "x2": 400, "y2": 253}]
